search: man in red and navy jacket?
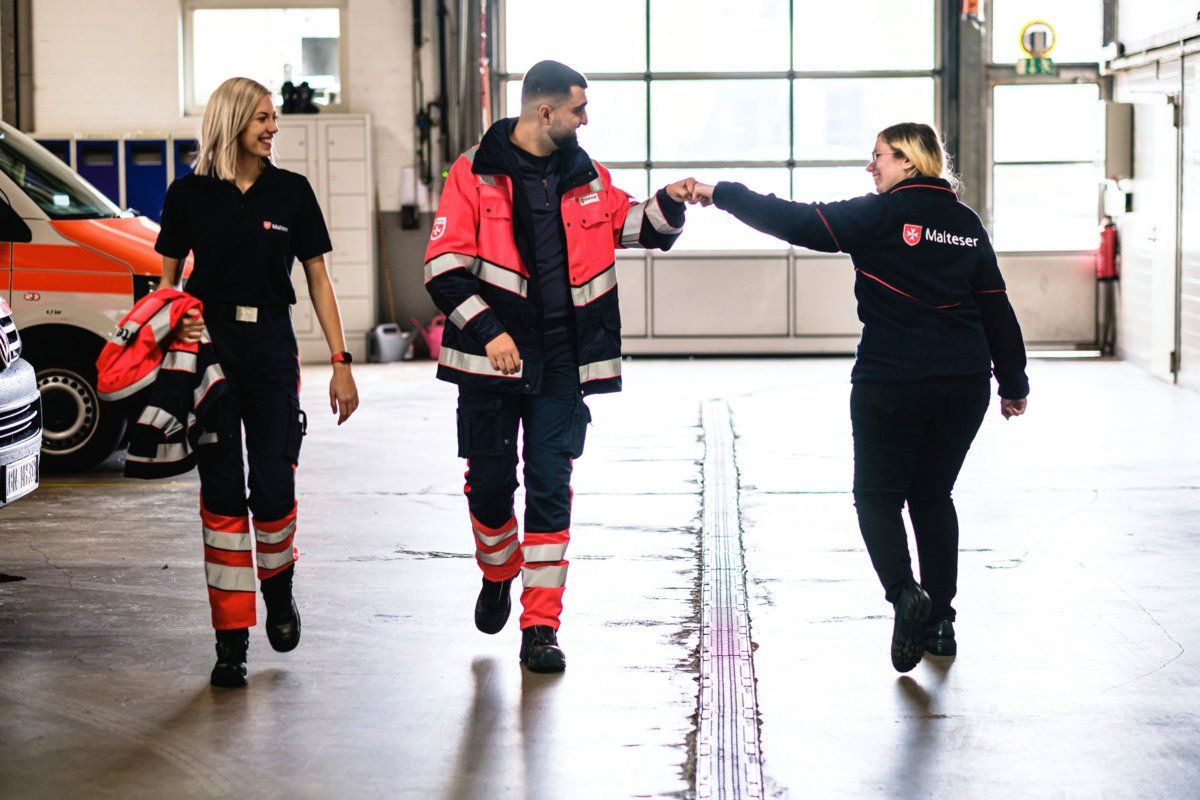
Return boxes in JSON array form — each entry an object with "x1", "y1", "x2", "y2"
[{"x1": 424, "y1": 60, "x2": 693, "y2": 673}]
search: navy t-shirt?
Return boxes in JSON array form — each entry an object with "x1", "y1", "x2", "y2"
[
  {"x1": 513, "y1": 146, "x2": 572, "y2": 334},
  {"x1": 155, "y1": 161, "x2": 331, "y2": 306}
]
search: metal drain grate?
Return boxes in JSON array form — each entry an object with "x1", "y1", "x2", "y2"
[{"x1": 696, "y1": 400, "x2": 764, "y2": 800}]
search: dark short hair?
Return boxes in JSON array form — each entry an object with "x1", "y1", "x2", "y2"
[{"x1": 521, "y1": 60, "x2": 588, "y2": 107}]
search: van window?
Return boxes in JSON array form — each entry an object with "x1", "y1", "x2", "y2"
[{"x1": 0, "y1": 128, "x2": 122, "y2": 220}]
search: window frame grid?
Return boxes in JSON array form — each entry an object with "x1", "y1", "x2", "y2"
[{"x1": 497, "y1": 0, "x2": 943, "y2": 177}]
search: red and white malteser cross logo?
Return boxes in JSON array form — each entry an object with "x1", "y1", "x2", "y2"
[
  {"x1": 263, "y1": 221, "x2": 272, "y2": 230},
  {"x1": 430, "y1": 217, "x2": 447, "y2": 240},
  {"x1": 902, "y1": 224, "x2": 923, "y2": 246}
]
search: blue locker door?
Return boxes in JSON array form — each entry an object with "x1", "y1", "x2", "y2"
[
  {"x1": 36, "y1": 139, "x2": 72, "y2": 166},
  {"x1": 173, "y1": 138, "x2": 199, "y2": 179},
  {"x1": 76, "y1": 140, "x2": 120, "y2": 206},
  {"x1": 124, "y1": 140, "x2": 168, "y2": 221}
]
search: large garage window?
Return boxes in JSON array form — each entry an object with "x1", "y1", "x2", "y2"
[
  {"x1": 990, "y1": 84, "x2": 1104, "y2": 251},
  {"x1": 502, "y1": 0, "x2": 939, "y2": 251},
  {"x1": 183, "y1": 1, "x2": 346, "y2": 114}
]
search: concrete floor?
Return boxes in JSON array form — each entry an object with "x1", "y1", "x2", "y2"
[{"x1": 1, "y1": 357, "x2": 1198, "y2": 798}]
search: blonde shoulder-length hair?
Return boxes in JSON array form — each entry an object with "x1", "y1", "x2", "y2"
[
  {"x1": 878, "y1": 122, "x2": 962, "y2": 194},
  {"x1": 194, "y1": 77, "x2": 274, "y2": 181}
]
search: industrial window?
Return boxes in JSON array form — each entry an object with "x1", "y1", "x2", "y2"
[
  {"x1": 501, "y1": 0, "x2": 939, "y2": 251},
  {"x1": 990, "y1": 1, "x2": 1104, "y2": 65},
  {"x1": 183, "y1": 1, "x2": 346, "y2": 114},
  {"x1": 990, "y1": 83, "x2": 1104, "y2": 251},
  {"x1": 987, "y1": 2, "x2": 1105, "y2": 252}
]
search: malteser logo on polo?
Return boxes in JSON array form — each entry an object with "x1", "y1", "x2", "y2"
[
  {"x1": 902, "y1": 223, "x2": 979, "y2": 248},
  {"x1": 430, "y1": 217, "x2": 447, "y2": 240},
  {"x1": 263, "y1": 220, "x2": 289, "y2": 233}
]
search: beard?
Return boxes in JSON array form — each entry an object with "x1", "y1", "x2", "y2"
[{"x1": 548, "y1": 124, "x2": 578, "y2": 152}]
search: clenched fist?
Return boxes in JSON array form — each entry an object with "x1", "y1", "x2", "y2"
[{"x1": 485, "y1": 332, "x2": 521, "y2": 375}]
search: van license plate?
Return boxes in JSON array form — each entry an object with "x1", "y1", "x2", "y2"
[{"x1": 3, "y1": 453, "x2": 39, "y2": 504}]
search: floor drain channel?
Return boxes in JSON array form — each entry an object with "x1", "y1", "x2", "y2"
[{"x1": 696, "y1": 400, "x2": 764, "y2": 800}]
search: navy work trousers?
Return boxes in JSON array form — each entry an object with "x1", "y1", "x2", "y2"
[
  {"x1": 850, "y1": 377, "x2": 990, "y2": 622},
  {"x1": 456, "y1": 332, "x2": 590, "y2": 630}
]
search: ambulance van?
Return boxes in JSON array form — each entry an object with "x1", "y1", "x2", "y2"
[{"x1": 0, "y1": 121, "x2": 187, "y2": 472}]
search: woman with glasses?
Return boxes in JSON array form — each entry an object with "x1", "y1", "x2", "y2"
[
  {"x1": 156, "y1": 76, "x2": 360, "y2": 687},
  {"x1": 690, "y1": 122, "x2": 1029, "y2": 673}
]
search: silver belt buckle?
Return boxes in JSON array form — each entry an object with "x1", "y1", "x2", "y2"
[{"x1": 235, "y1": 305, "x2": 259, "y2": 323}]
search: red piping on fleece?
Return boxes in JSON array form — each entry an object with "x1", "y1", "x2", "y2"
[{"x1": 815, "y1": 207, "x2": 842, "y2": 251}]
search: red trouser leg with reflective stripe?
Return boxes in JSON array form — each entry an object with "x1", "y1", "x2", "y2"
[
  {"x1": 255, "y1": 501, "x2": 298, "y2": 580},
  {"x1": 472, "y1": 513, "x2": 523, "y2": 582},
  {"x1": 200, "y1": 503, "x2": 256, "y2": 629},
  {"x1": 519, "y1": 530, "x2": 569, "y2": 630}
]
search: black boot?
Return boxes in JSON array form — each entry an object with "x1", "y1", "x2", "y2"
[
  {"x1": 890, "y1": 582, "x2": 932, "y2": 673},
  {"x1": 924, "y1": 619, "x2": 956, "y2": 656},
  {"x1": 261, "y1": 565, "x2": 301, "y2": 653},
  {"x1": 211, "y1": 628, "x2": 249, "y2": 687},
  {"x1": 520, "y1": 625, "x2": 566, "y2": 673},
  {"x1": 475, "y1": 577, "x2": 513, "y2": 635}
]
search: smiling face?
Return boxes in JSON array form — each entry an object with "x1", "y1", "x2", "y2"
[
  {"x1": 542, "y1": 85, "x2": 588, "y2": 151},
  {"x1": 866, "y1": 135, "x2": 915, "y2": 193},
  {"x1": 237, "y1": 94, "x2": 279, "y2": 159}
]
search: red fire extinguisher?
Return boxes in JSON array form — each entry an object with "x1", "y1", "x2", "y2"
[{"x1": 1096, "y1": 218, "x2": 1119, "y2": 281}]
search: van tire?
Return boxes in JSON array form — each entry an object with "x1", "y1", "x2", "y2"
[{"x1": 32, "y1": 351, "x2": 126, "y2": 474}]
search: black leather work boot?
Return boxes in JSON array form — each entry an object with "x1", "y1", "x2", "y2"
[
  {"x1": 891, "y1": 582, "x2": 932, "y2": 673},
  {"x1": 475, "y1": 577, "x2": 514, "y2": 635},
  {"x1": 211, "y1": 628, "x2": 249, "y2": 688},
  {"x1": 261, "y1": 565, "x2": 301, "y2": 653},
  {"x1": 519, "y1": 625, "x2": 566, "y2": 673},
  {"x1": 924, "y1": 619, "x2": 957, "y2": 656}
]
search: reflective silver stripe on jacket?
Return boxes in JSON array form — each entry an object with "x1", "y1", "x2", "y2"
[
  {"x1": 645, "y1": 194, "x2": 683, "y2": 235},
  {"x1": 97, "y1": 366, "x2": 160, "y2": 401},
  {"x1": 124, "y1": 441, "x2": 190, "y2": 464},
  {"x1": 205, "y1": 562, "x2": 256, "y2": 592},
  {"x1": 256, "y1": 549, "x2": 295, "y2": 571},
  {"x1": 477, "y1": 539, "x2": 519, "y2": 566},
  {"x1": 479, "y1": 174, "x2": 499, "y2": 187},
  {"x1": 522, "y1": 543, "x2": 568, "y2": 563},
  {"x1": 620, "y1": 202, "x2": 645, "y2": 247},
  {"x1": 148, "y1": 304, "x2": 176, "y2": 344},
  {"x1": 439, "y1": 346, "x2": 523, "y2": 378},
  {"x1": 425, "y1": 252, "x2": 474, "y2": 282},
  {"x1": 587, "y1": 163, "x2": 605, "y2": 194},
  {"x1": 161, "y1": 350, "x2": 197, "y2": 373},
  {"x1": 137, "y1": 405, "x2": 183, "y2": 439},
  {"x1": 255, "y1": 520, "x2": 297, "y2": 546},
  {"x1": 463, "y1": 146, "x2": 479, "y2": 164},
  {"x1": 472, "y1": 259, "x2": 528, "y2": 297},
  {"x1": 450, "y1": 295, "x2": 489, "y2": 329},
  {"x1": 571, "y1": 267, "x2": 617, "y2": 307},
  {"x1": 203, "y1": 527, "x2": 252, "y2": 552},
  {"x1": 474, "y1": 521, "x2": 517, "y2": 547},
  {"x1": 522, "y1": 564, "x2": 568, "y2": 588},
  {"x1": 579, "y1": 358, "x2": 622, "y2": 384},
  {"x1": 194, "y1": 363, "x2": 224, "y2": 407}
]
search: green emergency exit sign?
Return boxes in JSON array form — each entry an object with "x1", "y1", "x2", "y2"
[{"x1": 1017, "y1": 57, "x2": 1057, "y2": 76}]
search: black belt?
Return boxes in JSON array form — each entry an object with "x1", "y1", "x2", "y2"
[{"x1": 205, "y1": 303, "x2": 291, "y2": 323}]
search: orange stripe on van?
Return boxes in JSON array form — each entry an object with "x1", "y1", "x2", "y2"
[
  {"x1": 12, "y1": 243, "x2": 125, "y2": 272},
  {"x1": 11, "y1": 270, "x2": 132, "y2": 294}
]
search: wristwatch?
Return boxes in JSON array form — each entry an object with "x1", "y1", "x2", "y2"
[{"x1": 331, "y1": 351, "x2": 353, "y2": 365}]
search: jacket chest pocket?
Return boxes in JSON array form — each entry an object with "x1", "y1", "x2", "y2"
[
  {"x1": 478, "y1": 189, "x2": 516, "y2": 259},
  {"x1": 565, "y1": 204, "x2": 615, "y2": 272}
]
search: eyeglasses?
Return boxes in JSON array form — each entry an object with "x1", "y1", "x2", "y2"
[{"x1": 869, "y1": 150, "x2": 902, "y2": 164}]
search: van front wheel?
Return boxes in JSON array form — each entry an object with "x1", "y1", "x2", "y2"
[{"x1": 36, "y1": 357, "x2": 126, "y2": 473}]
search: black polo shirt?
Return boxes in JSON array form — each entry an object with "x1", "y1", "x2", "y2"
[{"x1": 155, "y1": 161, "x2": 331, "y2": 306}]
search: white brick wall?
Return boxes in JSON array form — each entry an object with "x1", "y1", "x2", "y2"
[{"x1": 31, "y1": 0, "x2": 416, "y2": 211}]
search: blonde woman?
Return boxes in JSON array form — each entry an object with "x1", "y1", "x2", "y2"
[
  {"x1": 690, "y1": 123, "x2": 1029, "y2": 673},
  {"x1": 156, "y1": 76, "x2": 359, "y2": 687}
]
